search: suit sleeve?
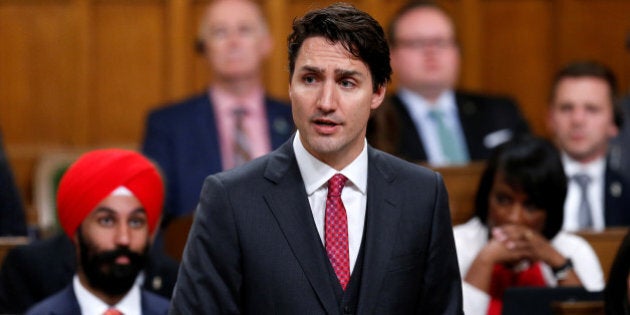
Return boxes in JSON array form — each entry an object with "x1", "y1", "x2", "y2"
[
  {"x1": 505, "y1": 97, "x2": 530, "y2": 135},
  {"x1": 169, "y1": 175, "x2": 242, "y2": 314},
  {"x1": 418, "y1": 173, "x2": 464, "y2": 314},
  {"x1": 0, "y1": 134, "x2": 27, "y2": 236},
  {"x1": 141, "y1": 111, "x2": 177, "y2": 220},
  {"x1": 0, "y1": 248, "x2": 37, "y2": 313}
]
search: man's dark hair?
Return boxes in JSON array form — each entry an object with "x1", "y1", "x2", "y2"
[
  {"x1": 474, "y1": 135, "x2": 567, "y2": 240},
  {"x1": 550, "y1": 60, "x2": 623, "y2": 128},
  {"x1": 287, "y1": 2, "x2": 391, "y2": 92}
]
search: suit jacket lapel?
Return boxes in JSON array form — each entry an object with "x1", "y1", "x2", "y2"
[
  {"x1": 262, "y1": 140, "x2": 339, "y2": 314},
  {"x1": 456, "y1": 92, "x2": 482, "y2": 157},
  {"x1": 357, "y1": 148, "x2": 402, "y2": 313},
  {"x1": 392, "y1": 94, "x2": 427, "y2": 161},
  {"x1": 264, "y1": 97, "x2": 294, "y2": 148},
  {"x1": 604, "y1": 158, "x2": 630, "y2": 225},
  {"x1": 196, "y1": 94, "x2": 223, "y2": 170}
]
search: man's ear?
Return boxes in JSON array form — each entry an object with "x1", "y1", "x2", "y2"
[{"x1": 370, "y1": 85, "x2": 387, "y2": 110}]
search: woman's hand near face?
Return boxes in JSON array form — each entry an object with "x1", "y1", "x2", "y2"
[
  {"x1": 493, "y1": 225, "x2": 561, "y2": 264},
  {"x1": 493, "y1": 224, "x2": 583, "y2": 287},
  {"x1": 463, "y1": 226, "x2": 532, "y2": 294}
]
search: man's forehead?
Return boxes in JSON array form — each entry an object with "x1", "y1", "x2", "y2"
[
  {"x1": 297, "y1": 38, "x2": 362, "y2": 65},
  {"x1": 90, "y1": 206, "x2": 147, "y2": 217},
  {"x1": 205, "y1": 1, "x2": 263, "y2": 26}
]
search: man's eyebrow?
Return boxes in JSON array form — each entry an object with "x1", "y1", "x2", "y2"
[
  {"x1": 92, "y1": 207, "x2": 146, "y2": 215},
  {"x1": 298, "y1": 66, "x2": 364, "y2": 78},
  {"x1": 335, "y1": 69, "x2": 363, "y2": 78},
  {"x1": 299, "y1": 65, "x2": 324, "y2": 74},
  {"x1": 130, "y1": 208, "x2": 147, "y2": 216},
  {"x1": 93, "y1": 207, "x2": 116, "y2": 215}
]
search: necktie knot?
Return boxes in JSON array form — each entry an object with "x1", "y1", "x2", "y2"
[
  {"x1": 327, "y1": 174, "x2": 348, "y2": 197},
  {"x1": 233, "y1": 107, "x2": 248, "y2": 125},
  {"x1": 427, "y1": 109, "x2": 444, "y2": 120},
  {"x1": 573, "y1": 173, "x2": 591, "y2": 188},
  {"x1": 103, "y1": 308, "x2": 123, "y2": 315}
]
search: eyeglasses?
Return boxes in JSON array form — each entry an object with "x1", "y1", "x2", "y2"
[{"x1": 393, "y1": 37, "x2": 457, "y2": 50}]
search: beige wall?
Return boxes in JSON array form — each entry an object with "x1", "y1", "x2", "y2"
[{"x1": 2, "y1": 0, "x2": 630, "y2": 219}]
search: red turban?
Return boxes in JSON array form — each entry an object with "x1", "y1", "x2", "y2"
[{"x1": 56, "y1": 149, "x2": 164, "y2": 239}]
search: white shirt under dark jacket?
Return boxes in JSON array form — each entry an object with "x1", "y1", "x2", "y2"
[
  {"x1": 397, "y1": 88, "x2": 470, "y2": 166},
  {"x1": 293, "y1": 131, "x2": 367, "y2": 273},
  {"x1": 74, "y1": 274, "x2": 142, "y2": 315},
  {"x1": 561, "y1": 154, "x2": 606, "y2": 232}
]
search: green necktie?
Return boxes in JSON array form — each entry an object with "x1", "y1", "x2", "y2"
[{"x1": 427, "y1": 109, "x2": 469, "y2": 164}]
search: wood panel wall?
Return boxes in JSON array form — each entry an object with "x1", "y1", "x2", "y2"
[{"x1": 2, "y1": 0, "x2": 630, "y2": 223}]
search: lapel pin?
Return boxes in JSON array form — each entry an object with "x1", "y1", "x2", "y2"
[
  {"x1": 610, "y1": 181, "x2": 622, "y2": 198},
  {"x1": 273, "y1": 117, "x2": 290, "y2": 135},
  {"x1": 152, "y1": 276, "x2": 163, "y2": 290}
]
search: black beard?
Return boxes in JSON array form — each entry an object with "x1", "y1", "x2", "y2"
[{"x1": 77, "y1": 230, "x2": 148, "y2": 296}]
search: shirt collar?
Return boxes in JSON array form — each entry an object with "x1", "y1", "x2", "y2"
[
  {"x1": 398, "y1": 87, "x2": 457, "y2": 117},
  {"x1": 292, "y1": 131, "x2": 368, "y2": 196},
  {"x1": 561, "y1": 152, "x2": 606, "y2": 179},
  {"x1": 73, "y1": 274, "x2": 142, "y2": 315},
  {"x1": 209, "y1": 85, "x2": 265, "y2": 115}
]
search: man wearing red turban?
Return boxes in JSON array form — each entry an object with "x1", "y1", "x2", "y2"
[{"x1": 26, "y1": 149, "x2": 170, "y2": 315}]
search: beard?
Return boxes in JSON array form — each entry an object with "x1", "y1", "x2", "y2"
[{"x1": 77, "y1": 230, "x2": 149, "y2": 296}]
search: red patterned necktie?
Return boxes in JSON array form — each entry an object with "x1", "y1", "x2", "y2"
[
  {"x1": 325, "y1": 173, "x2": 350, "y2": 290},
  {"x1": 103, "y1": 308, "x2": 123, "y2": 315}
]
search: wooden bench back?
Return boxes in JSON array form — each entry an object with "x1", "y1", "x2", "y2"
[
  {"x1": 576, "y1": 227, "x2": 629, "y2": 281},
  {"x1": 428, "y1": 161, "x2": 486, "y2": 225}
]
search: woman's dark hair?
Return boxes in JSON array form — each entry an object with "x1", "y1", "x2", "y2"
[
  {"x1": 474, "y1": 135, "x2": 567, "y2": 239},
  {"x1": 287, "y1": 3, "x2": 392, "y2": 92},
  {"x1": 605, "y1": 230, "x2": 630, "y2": 314}
]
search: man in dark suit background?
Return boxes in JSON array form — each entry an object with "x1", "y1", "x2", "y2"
[
  {"x1": 547, "y1": 61, "x2": 630, "y2": 231},
  {"x1": 25, "y1": 149, "x2": 170, "y2": 314},
  {"x1": 367, "y1": 1, "x2": 529, "y2": 165},
  {"x1": 609, "y1": 32, "x2": 630, "y2": 182},
  {"x1": 0, "y1": 130, "x2": 27, "y2": 236},
  {"x1": 141, "y1": 0, "x2": 293, "y2": 220},
  {"x1": 170, "y1": 3, "x2": 462, "y2": 314},
  {"x1": 0, "y1": 232, "x2": 178, "y2": 314}
]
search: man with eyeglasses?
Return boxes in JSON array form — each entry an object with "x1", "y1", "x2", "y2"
[{"x1": 367, "y1": 1, "x2": 530, "y2": 166}]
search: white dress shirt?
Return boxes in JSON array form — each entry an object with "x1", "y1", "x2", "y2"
[
  {"x1": 74, "y1": 274, "x2": 142, "y2": 315},
  {"x1": 561, "y1": 154, "x2": 606, "y2": 232},
  {"x1": 293, "y1": 131, "x2": 367, "y2": 272},
  {"x1": 453, "y1": 217, "x2": 604, "y2": 315},
  {"x1": 398, "y1": 88, "x2": 469, "y2": 166}
]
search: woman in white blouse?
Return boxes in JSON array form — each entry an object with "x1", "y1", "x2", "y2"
[{"x1": 454, "y1": 136, "x2": 604, "y2": 315}]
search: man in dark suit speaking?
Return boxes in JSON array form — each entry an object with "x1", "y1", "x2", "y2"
[
  {"x1": 368, "y1": 1, "x2": 530, "y2": 166},
  {"x1": 170, "y1": 3, "x2": 463, "y2": 314}
]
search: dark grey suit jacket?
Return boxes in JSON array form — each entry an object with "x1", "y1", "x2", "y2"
[
  {"x1": 610, "y1": 95, "x2": 630, "y2": 181},
  {"x1": 170, "y1": 139, "x2": 463, "y2": 314}
]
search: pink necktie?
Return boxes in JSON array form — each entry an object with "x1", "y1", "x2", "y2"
[
  {"x1": 103, "y1": 308, "x2": 123, "y2": 315},
  {"x1": 325, "y1": 173, "x2": 350, "y2": 290}
]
